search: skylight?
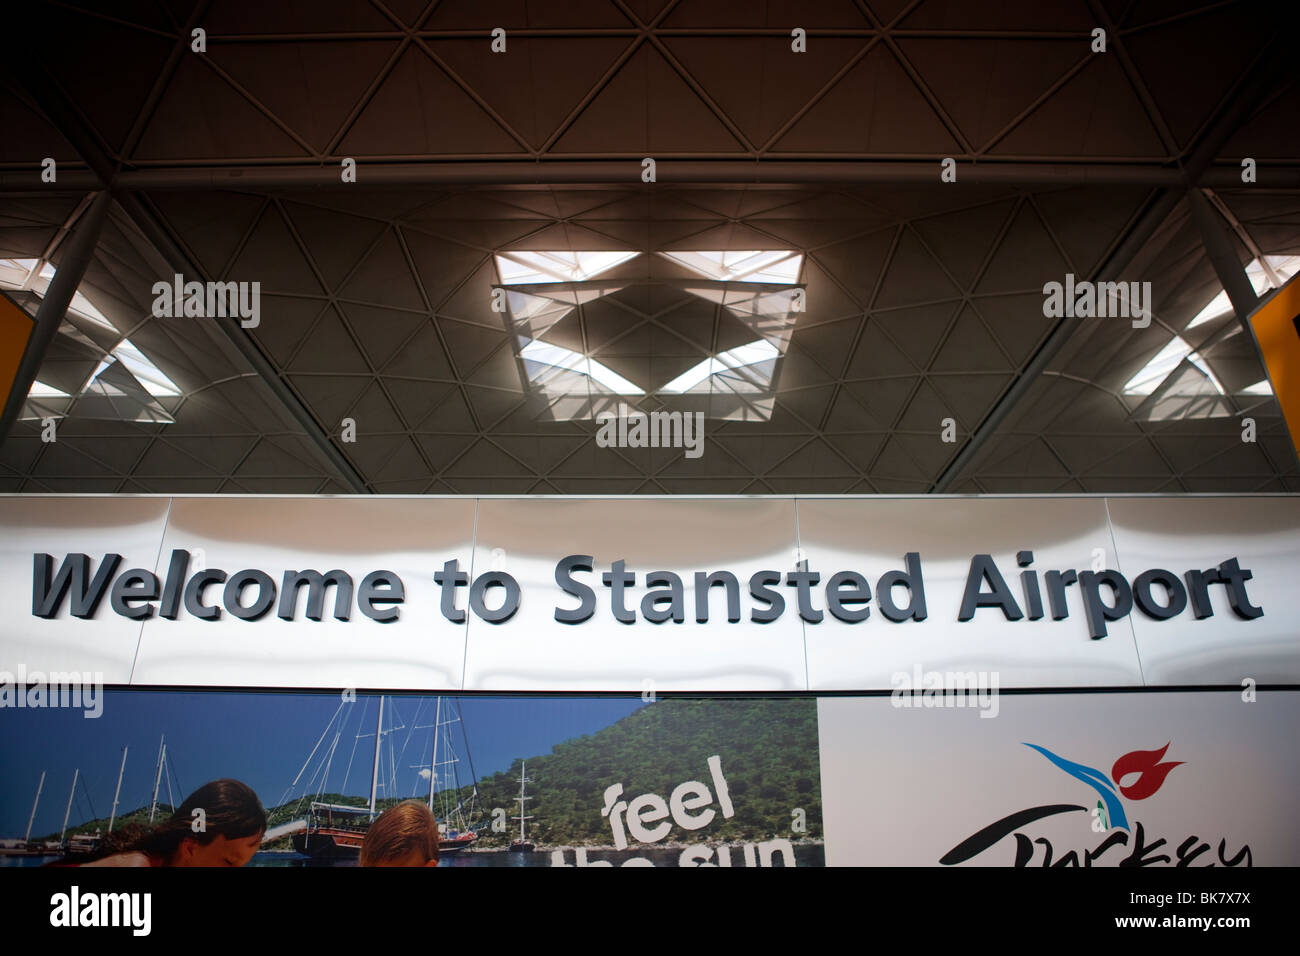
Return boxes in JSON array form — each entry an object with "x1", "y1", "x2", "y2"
[
  {"x1": 493, "y1": 250, "x2": 803, "y2": 422},
  {"x1": 1125, "y1": 255, "x2": 1299, "y2": 403},
  {"x1": 660, "y1": 250, "x2": 802, "y2": 284},
  {"x1": 69, "y1": 290, "x2": 114, "y2": 328},
  {"x1": 495, "y1": 251, "x2": 640, "y2": 285},
  {"x1": 1123, "y1": 336, "x2": 1224, "y2": 396},
  {"x1": 660, "y1": 339, "x2": 781, "y2": 394},
  {"x1": 28, "y1": 381, "x2": 69, "y2": 398},
  {"x1": 98, "y1": 339, "x2": 182, "y2": 397},
  {"x1": 2, "y1": 263, "x2": 183, "y2": 412},
  {"x1": 519, "y1": 339, "x2": 644, "y2": 395},
  {"x1": 1187, "y1": 255, "x2": 1300, "y2": 328}
]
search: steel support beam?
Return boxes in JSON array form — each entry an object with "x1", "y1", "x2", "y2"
[
  {"x1": 118, "y1": 192, "x2": 372, "y2": 492},
  {"x1": 6, "y1": 55, "x2": 371, "y2": 492},
  {"x1": 0, "y1": 191, "x2": 111, "y2": 446},
  {"x1": 1187, "y1": 187, "x2": 1259, "y2": 334},
  {"x1": 931, "y1": 37, "x2": 1291, "y2": 492},
  {"x1": 3, "y1": 161, "x2": 1297, "y2": 193},
  {"x1": 929, "y1": 186, "x2": 1181, "y2": 492}
]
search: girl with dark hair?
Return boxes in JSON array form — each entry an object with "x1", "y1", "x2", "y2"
[{"x1": 75, "y1": 778, "x2": 267, "y2": 867}]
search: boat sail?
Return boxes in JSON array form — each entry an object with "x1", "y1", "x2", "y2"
[{"x1": 289, "y1": 695, "x2": 482, "y2": 860}]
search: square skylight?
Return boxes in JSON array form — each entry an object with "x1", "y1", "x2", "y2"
[
  {"x1": 495, "y1": 251, "x2": 640, "y2": 285},
  {"x1": 659, "y1": 250, "x2": 802, "y2": 284}
]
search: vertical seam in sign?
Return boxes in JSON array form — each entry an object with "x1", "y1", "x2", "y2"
[
  {"x1": 128, "y1": 495, "x2": 174, "y2": 685},
  {"x1": 794, "y1": 498, "x2": 810, "y2": 692},
  {"x1": 1103, "y1": 495, "x2": 1146, "y2": 687},
  {"x1": 459, "y1": 497, "x2": 479, "y2": 692}
]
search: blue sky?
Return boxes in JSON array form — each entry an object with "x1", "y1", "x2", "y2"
[{"x1": 0, "y1": 691, "x2": 646, "y2": 838}]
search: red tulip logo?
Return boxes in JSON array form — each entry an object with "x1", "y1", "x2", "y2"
[{"x1": 1111, "y1": 742, "x2": 1183, "y2": 800}]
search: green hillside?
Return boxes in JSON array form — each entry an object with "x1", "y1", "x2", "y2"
[
  {"x1": 442, "y1": 697, "x2": 822, "y2": 847},
  {"x1": 40, "y1": 803, "x2": 175, "y2": 843}
]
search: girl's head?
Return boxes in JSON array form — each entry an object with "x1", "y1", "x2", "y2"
[
  {"x1": 98, "y1": 778, "x2": 267, "y2": 866},
  {"x1": 360, "y1": 801, "x2": 440, "y2": 867}
]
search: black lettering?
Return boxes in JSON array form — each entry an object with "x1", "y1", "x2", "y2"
[
  {"x1": 1132, "y1": 569, "x2": 1186, "y2": 620},
  {"x1": 785, "y1": 568, "x2": 823, "y2": 623},
  {"x1": 1218, "y1": 840, "x2": 1252, "y2": 867},
  {"x1": 110, "y1": 569, "x2": 159, "y2": 620},
  {"x1": 434, "y1": 559, "x2": 468, "y2": 623},
  {"x1": 825, "y1": 571, "x2": 871, "y2": 623},
  {"x1": 1175, "y1": 835, "x2": 1210, "y2": 867},
  {"x1": 279, "y1": 570, "x2": 353, "y2": 621},
  {"x1": 1184, "y1": 568, "x2": 1221, "y2": 619},
  {"x1": 554, "y1": 555, "x2": 596, "y2": 624},
  {"x1": 642, "y1": 572, "x2": 684, "y2": 624},
  {"x1": 749, "y1": 570, "x2": 784, "y2": 623},
  {"x1": 1045, "y1": 569, "x2": 1077, "y2": 620},
  {"x1": 958, "y1": 555, "x2": 1023, "y2": 622},
  {"x1": 876, "y1": 552, "x2": 927, "y2": 622},
  {"x1": 159, "y1": 549, "x2": 189, "y2": 620},
  {"x1": 358, "y1": 570, "x2": 403, "y2": 623},
  {"x1": 1120, "y1": 823, "x2": 1170, "y2": 866},
  {"x1": 32, "y1": 553, "x2": 122, "y2": 619},
  {"x1": 1216, "y1": 557, "x2": 1263, "y2": 619},
  {"x1": 694, "y1": 571, "x2": 740, "y2": 623},
  {"x1": 602, "y1": 559, "x2": 635, "y2": 624},
  {"x1": 183, "y1": 569, "x2": 226, "y2": 621},
  {"x1": 1084, "y1": 829, "x2": 1129, "y2": 867},
  {"x1": 469, "y1": 571, "x2": 520, "y2": 623},
  {"x1": 223, "y1": 569, "x2": 275, "y2": 621},
  {"x1": 1077, "y1": 570, "x2": 1132, "y2": 639},
  {"x1": 940, "y1": 805, "x2": 1086, "y2": 865}
]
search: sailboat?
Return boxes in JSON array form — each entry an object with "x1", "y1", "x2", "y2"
[
  {"x1": 0, "y1": 771, "x2": 49, "y2": 856},
  {"x1": 508, "y1": 761, "x2": 535, "y2": 853},
  {"x1": 290, "y1": 696, "x2": 482, "y2": 860},
  {"x1": 61, "y1": 741, "x2": 150, "y2": 859},
  {"x1": 292, "y1": 697, "x2": 387, "y2": 860},
  {"x1": 425, "y1": 697, "x2": 478, "y2": 854}
]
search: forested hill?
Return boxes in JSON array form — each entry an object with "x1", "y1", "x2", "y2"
[{"x1": 456, "y1": 697, "x2": 822, "y2": 847}]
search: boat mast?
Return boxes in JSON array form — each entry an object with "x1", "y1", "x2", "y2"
[
  {"x1": 369, "y1": 696, "x2": 384, "y2": 821},
  {"x1": 108, "y1": 746, "x2": 127, "y2": 832},
  {"x1": 149, "y1": 734, "x2": 165, "y2": 823},
  {"x1": 513, "y1": 761, "x2": 533, "y2": 842},
  {"x1": 60, "y1": 769, "x2": 78, "y2": 845},
  {"x1": 24, "y1": 771, "x2": 45, "y2": 843},
  {"x1": 427, "y1": 696, "x2": 441, "y2": 810}
]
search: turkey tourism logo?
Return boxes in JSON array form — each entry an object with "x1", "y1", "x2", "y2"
[
  {"x1": 1023, "y1": 741, "x2": 1183, "y2": 833},
  {"x1": 940, "y1": 741, "x2": 1252, "y2": 867}
]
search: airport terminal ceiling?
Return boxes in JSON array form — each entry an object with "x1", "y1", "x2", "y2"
[{"x1": 2, "y1": 0, "x2": 1298, "y2": 496}]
